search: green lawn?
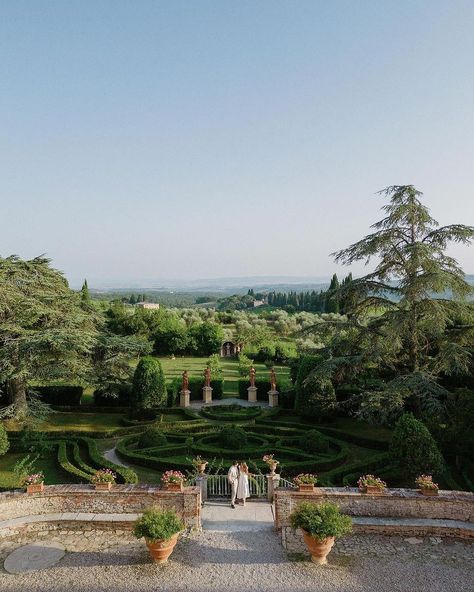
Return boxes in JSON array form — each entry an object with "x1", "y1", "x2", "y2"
[
  {"x1": 0, "y1": 451, "x2": 67, "y2": 488},
  {"x1": 5, "y1": 412, "x2": 126, "y2": 433}
]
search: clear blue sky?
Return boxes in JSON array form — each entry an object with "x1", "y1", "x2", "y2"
[{"x1": 1, "y1": 1, "x2": 473, "y2": 286}]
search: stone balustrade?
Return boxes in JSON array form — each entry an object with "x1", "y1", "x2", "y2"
[
  {"x1": 274, "y1": 487, "x2": 474, "y2": 553},
  {"x1": 0, "y1": 484, "x2": 201, "y2": 540}
]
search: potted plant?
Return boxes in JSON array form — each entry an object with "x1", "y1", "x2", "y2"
[
  {"x1": 263, "y1": 454, "x2": 279, "y2": 475},
  {"x1": 162, "y1": 470, "x2": 186, "y2": 491},
  {"x1": 192, "y1": 456, "x2": 208, "y2": 475},
  {"x1": 294, "y1": 473, "x2": 318, "y2": 492},
  {"x1": 23, "y1": 472, "x2": 45, "y2": 494},
  {"x1": 415, "y1": 474, "x2": 439, "y2": 496},
  {"x1": 357, "y1": 474, "x2": 386, "y2": 494},
  {"x1": 290, "y1": 501, "x2": 352, "y2": 564},
  {"x1": 134, "y1": 507, "x2": 184, "y2": 563},
  {"x1": 91, "y1": 468, "x2": 116, "y2": 491}
]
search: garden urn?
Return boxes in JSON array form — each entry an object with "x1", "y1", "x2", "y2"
[
  {"x1": 197, "y1": 463, "x2": 207, "y2": 475},
  {"x1": 302, "y1": 531, "x2": 335, "y2": 565},
  {"x1": 268, "y1": 461, "x2": 278, "y2": 475}
]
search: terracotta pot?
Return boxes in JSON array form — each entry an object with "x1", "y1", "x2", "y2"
[
  {"x1": 419, "y1": 488, "x2": 438, "y2": 496},
  {"x1": 302, "y1": 531, "x2": 335, "y2": 565},
  {"x1": 146, "y1": 533, "x2": 179, "y2": 563},
  {"x1": 95, "y1": 482, "x2": 113, "y2": 491},
  {"x1": 298, "y1": 483, "x2": 315, "y2": 492},
  {"x1": 360, "y1": 485, "x2": 385, "y2": 494},
  {"x1": 26, "y1": 483, "x2": 44, "y2": 494},
  {"x1": 165, "y1": 482, "x2": 184, "y2": 491}
]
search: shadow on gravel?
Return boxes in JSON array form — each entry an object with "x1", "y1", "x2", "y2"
[{"x1": 174, "y1": 531, "x2": 287, "y2": 566}]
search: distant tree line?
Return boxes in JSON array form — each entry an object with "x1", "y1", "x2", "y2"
[{"x1": 267, "y1": 273, "x2": 353, "y2": 313}]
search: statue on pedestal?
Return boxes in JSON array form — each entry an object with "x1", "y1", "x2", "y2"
[
  {"x1": 270, "y1": 367, "x2": 277, "y2": 391},
  {"x1": 182, "y1": 370, "x2": 189, "y2": 392},
  {"x1": 204, "y1": 366, "x2": 211, "y2": 387},
  {"x1": 249, "y1": 366, "x2": 256, "y2": 387}
]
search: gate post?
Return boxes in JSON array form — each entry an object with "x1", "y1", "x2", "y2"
[
  {"x1": 266, "y1": 473, "x2": 280, "y2": 502},
  {"x1": 195, "y1": 474, "x2": 208, "y2": 505}
]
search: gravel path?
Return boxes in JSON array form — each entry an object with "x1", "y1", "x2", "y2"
[
  {"x1": 102, "y1": 447, "x2": 130, "y2": 468},
  {"x1": 1, "y1": 530, "x2": 473, "y2": 592}
]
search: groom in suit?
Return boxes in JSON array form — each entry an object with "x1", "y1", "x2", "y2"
[{"x1": 227, "y1": 460, "x2": 239, "y2": 509}]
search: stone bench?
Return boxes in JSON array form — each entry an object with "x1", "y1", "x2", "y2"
[{"x1": 0, "y1": 484, "x2": 202, "y2": 540}]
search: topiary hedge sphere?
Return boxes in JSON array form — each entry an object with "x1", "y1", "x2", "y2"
[
  {"x1": 299, "y1": 430, "x2": 329, "y2": 453},
  {"x1": 218, "y1": 425, "x2": 248, "y2": 450},
  {"x1": 138, "y1": 427, "x2": 168, "y2": 449}
]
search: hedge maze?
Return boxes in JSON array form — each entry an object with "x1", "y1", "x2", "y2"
[{"x1": 114, "y1": 406, "x2": 391, "y2": 486}]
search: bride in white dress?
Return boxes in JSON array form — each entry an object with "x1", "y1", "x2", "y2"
[{"x1": 237, "y1": 462, "x2": 250, "y2": 506}]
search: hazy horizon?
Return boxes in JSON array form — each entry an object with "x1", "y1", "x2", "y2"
[{"x1": 1, "y1": 2, "x2": 473, "y2": 282}]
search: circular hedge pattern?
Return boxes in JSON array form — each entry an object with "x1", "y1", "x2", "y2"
[
  {"x1": 200, "y1": 405, "x2": 262, "y2": 421},
  {"x1": 117, "y1": 407, "x2": 391, "y2": 486}
]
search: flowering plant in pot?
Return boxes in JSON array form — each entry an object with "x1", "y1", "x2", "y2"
[
  {"x1": 134, "y1": 508, "x2": 184, "y2": 563},
  {"x1": 91, "y1": 469, "x2": 116, "y2": 491},
  {"x1": 415, "y1": 474, "x2": 439, "y2": 496},
  {"x1": 290, "y1": 501, "x2": 352, "y2": 564},
  {"x1": 357, "y1": 474, "x2": 386, "y2": 494},
  {"x1": 263, "y1": 454, "x2": 279, "y2": 474},
  {"x1": 23, "y1": 472, "x2": 45, "y2": 494},
  {"x1": 162, "y1": 470, "x2": 186, "y2": 491},
  {"x1": 191, "y1": 456, "x2": 208, "y2": 474},
  {"x1": 294, "y1": 473, "x2": 318, "y2": 492}
]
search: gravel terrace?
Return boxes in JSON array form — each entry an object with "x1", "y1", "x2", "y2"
[{"x1": 1, "y1": 501, "x2": 473, "y2": 592}]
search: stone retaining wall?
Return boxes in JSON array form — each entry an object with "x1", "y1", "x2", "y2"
[
  {"x1": 274, "y1": 487, "x2": 474, "y2": 553},
  {"x1": 0, "y1": 484, "x2": 201, "y2": 539}
]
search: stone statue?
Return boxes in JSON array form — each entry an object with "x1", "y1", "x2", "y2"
[
  {"x1": 182, "y1": 370, "x2": 189, "y2": 392},
  {"x1": 204, "y1": 366, "x2": 211, "y2": 387},
  {"x1": 270, "y1": 367, "x2": 277, "y2": 391},
  {"x1": 249, "y1": 366, "x2": 256, "y2": 387}
]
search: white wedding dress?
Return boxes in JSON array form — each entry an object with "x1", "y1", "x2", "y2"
[{"x1": 237, "y1": 471, "x2": 250, "y2": 502}]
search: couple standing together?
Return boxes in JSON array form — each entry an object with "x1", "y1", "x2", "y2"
[{"x1": 227, "y1": 460, "x2": 251, "y2": 508}]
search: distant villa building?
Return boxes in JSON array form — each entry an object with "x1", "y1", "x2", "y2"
[
  {"x1": 135, "y1": 302, "x2": 160, "y2": 310},
  {"x1": 253, "y1": 299, "x2": 266, "y2": 307}
]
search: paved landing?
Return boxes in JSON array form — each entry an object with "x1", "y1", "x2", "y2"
[
  {"x1": 4, "y1": 542, "x2": 65, "y2": 574},
  {"x1": 202, "y1": 500, "x2": 274, "y2": 532}
]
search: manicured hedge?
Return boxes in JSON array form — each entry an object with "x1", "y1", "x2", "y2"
[
  {"x1": 319, "y1": 452, "x2": 390, "y2": 486},
  {"x1": 57, "y1": 441, "x2": 92, "y2": 483},
  {"x1": 32, "y1": 385, "x2": 83, "y2": 406},
  {"x1": 116, "y1": 435, "x2": 191, "y2": 473},
  {"x1": 93, "y1": 384, "x2": 132, "y2": 407},
  {"x1": 80, "y1": 437, "x2": 138, "y2": 484},
  {"x1": 200, "y1": 405, "x2": 262, "y2": 422}
]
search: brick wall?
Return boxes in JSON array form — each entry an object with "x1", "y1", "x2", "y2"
[
  {"x1": 274, "y1": 487, "x2": 474, "y2": 553},
  {"x1": 0, "y1": 484, "x2": 201, "y2": 530}
]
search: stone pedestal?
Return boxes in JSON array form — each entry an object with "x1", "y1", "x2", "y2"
[
  {"x1": 268, "y1": 390, "x2": 279, "y2": 407},
  {"x1": 195, "y1": 475, "x2": 208, "y2": 505},
  {"x1": 179, "y1": 389, "x2": 190, "y2": 408},
  {"x1": 202, "y1": 386, "x2": 213, "y2": 404},
  {"x1": 266, "y1": 473, "x2": 280, "y2": 502},
  {"x1": 247, "y1": 386, "x2": 257, "y2": 403}
]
